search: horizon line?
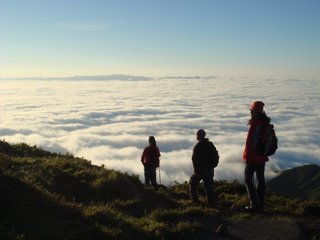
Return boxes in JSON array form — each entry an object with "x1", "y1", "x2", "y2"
[{"x1": 0, "y1": 74, "x2": 318, "y2": 81}]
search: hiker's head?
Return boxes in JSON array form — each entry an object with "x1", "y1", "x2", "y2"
[
  {"x1": 250, "y1": 101, "x2": 265, "y2": 116},
  {"x1": 148, "y1": 136, "x2": 156, "y2": 145},
  {"x1": 248, "y1": 101, "x2": 271, "y2": 124},
  {"x1": 196, "y1": 129, "x2": 206, "y2": 141}
]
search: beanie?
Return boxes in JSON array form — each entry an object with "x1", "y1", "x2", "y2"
[{"x1": 250, "y1": 101, "x2": 265, "y2": 113}]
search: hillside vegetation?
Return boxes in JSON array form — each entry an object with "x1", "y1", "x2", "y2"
[
  {"x1": 0, "y1": 140, "x2": 319, "y2": 240},
  {"x1": 268, "y1": 164, "x2": 320, "y2": 200}
]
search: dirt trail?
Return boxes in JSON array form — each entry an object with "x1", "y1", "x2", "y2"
[{"x1": 202, "y1": 219, "x2": 307, "y2": 240}]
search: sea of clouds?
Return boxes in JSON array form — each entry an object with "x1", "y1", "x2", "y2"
[{"x1": 0, "y1": 77, "x2": 319, "y2": 184}]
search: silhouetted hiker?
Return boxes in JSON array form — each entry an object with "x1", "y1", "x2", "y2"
[
  {"x1": 243, "y1": 101, "x2": 272, "y2": 212},
  {"x1": 141, "y1": 136, "x2": 161, "y2": 190},
  {"x1": 189, "y1": 129, "x2": 219, "y2": 206}
]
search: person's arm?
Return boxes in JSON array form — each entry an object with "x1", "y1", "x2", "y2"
[
  {"x1": 157, "y1": 147, "x2": 161, "y2": 157},
  {"x1": 191, "y1": 146, "x2": 196, "y2": 163},
  {"x1": 192, "y1": 145, "x2": 200, "y2": 173},
  {"x1": 141, "y1": 148, "x2": 146, "y2": 164},
  {"x1": 243, "y1": 122, "x2": 261, "y2": 161},
  {"x1": 155, "y1": 147, "x2": 160, "y2": 168}
]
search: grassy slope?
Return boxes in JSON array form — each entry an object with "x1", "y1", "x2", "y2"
[
  {"x1": 0, "y1": 140, "x2": 319, "y2": 240},
  {"x1": 267, "y1": 164, "x2": 320, "y2": 200}
]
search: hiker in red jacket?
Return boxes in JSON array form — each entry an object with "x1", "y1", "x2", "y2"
[
  {"x1": 141, "y1": 136, "x2": 161, "y2": 190},
  {"x1": 189, "y1": 129, "x2": 219, "y2": 206},
  {"x1": 243, "y1": 101, "x2": 271, "y2": 212}
]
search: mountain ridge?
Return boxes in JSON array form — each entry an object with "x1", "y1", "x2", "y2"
[
  {"x1": 0, "y1": 140, "x2": 319, "y2": 240},
  {"x1": 267, "y1": 164, "x2": 320, "y2": 200},
  {"x1": 0, "y1": 74, "x2": 152, "y2": 81},
  {"x1": 0, "y1": 74, "x2": 222, "y2": 81}
]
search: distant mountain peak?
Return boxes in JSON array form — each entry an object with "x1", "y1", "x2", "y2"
[{"x1": 0, "y1": 74, "x2": 153, "y2": 81}]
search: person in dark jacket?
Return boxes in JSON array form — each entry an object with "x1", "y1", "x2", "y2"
[
  {"x1": 243, "y1": 101, "x2": 271, "y2": 212},
  {"x1": 141, "y1": 136, "x2": 161, "y2": 190},
  {"x1": 189, "y1": 129, "x2": 219, "y2": 206}
]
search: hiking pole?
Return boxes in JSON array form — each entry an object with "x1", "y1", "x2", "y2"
[{"x1": 158, "y1": 165, "x2": 162, "y2": 185}]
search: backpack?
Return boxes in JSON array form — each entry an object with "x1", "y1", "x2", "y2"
[
  {"x1": 209, "y1": 142, "x2": 219, "y2": 168},
  {"x1": 257, "y1": 123, "x2": 278, "y2": 156}
]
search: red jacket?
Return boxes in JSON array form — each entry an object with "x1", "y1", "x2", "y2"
[
  {"x1": 141, "y1": 144, "x2": 161, "y2": 168},
  {"x1": 243, "y1": 119, "x2": 269, "y2": 163}
]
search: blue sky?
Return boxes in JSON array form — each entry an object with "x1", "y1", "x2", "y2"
[{"x1": 1, "y1": 0, "x2": 319, "y2": 78}]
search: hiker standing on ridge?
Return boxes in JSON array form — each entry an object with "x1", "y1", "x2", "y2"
[
  {"x1": 189, "y1": 129, "x2": 219, "y2": 206},
  {"x1": 141, "y1": 136, "x2": 161, "y2": 190},
  {"x1": 243, "y1": 101, "x2": 273, "y2": 212}
]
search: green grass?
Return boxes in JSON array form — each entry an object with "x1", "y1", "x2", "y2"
[{"x1": 0, "y1": 140, "x2": 320, "y2": 240}]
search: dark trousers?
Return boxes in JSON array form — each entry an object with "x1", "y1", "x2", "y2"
[
  {"x1": 244, "y1": 163, "x2": 265, "y2": 206},
  {"x1": 144, "y1": 166, "x2": 158, "y2": 189},
  {"x1": 189, "y1": 169, "x2": 215, "y2": 205}
]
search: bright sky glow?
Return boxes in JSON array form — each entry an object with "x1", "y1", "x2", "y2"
[{"x1": 1, "y1": 0, "x2": 320, "y2": 78}]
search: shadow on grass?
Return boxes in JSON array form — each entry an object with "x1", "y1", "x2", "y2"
[
  {"x1": 0, "y1": 174, "x2": 158, "y2": 240},
  {"x1": 0, "y1": 173, "x2": 183, "y2": 240},
  {"x1": 4, "y1": 157, "x2": 176, "y2": 211}
]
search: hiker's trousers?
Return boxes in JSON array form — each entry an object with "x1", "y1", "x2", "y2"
[
  {"x1": 144, "y1": 165, "x2": 158, "y2": 188},
  {"x1": 189, "y1": 169, "x2": 215, "y2": 205},
  {"x1": 244, "y1": 162, "x2": 266, "y2": 206}
]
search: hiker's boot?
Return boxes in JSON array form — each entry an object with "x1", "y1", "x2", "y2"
[
  {"x1": 245, "y1": 204, "x2": 257, "y2": 212},
  {"x1": 245, "y1": 202, "x2": 261, "y2": 213},
  {"x1": 208, "y1": 201, "x2": 216, "y2": 208},
  {"x1": 152, "y1": 184, "x2": 159, "y2": 191},
  {"x1": 191, "y1": 197, "x2": 200, "y2": 205},
  {"x1": 207, "y1": 196, "x2": 216, "y2": 208},
  {"x1": 257, "y1": 200, "x2": 265, "y2": 212}
]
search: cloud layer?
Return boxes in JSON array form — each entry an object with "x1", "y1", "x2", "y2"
[{"x1": 0, "y1": 77, "x2": 319, "y2": 184}]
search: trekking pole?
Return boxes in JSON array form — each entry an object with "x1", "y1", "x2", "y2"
[{"x1": 158, "y1": 165, "x2": 162, "y2": 185}]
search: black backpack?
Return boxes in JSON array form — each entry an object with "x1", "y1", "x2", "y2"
[
  {"x1": 257, "y1": 123, "x2": 278, "y2": 156},
  {"x1": 208, "y1": 142, "x2": 219, "y2": 168}
]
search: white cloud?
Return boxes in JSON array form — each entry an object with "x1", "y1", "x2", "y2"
[{"x1": 0, "y1": 77, "x2": 319, "y2": 184}]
